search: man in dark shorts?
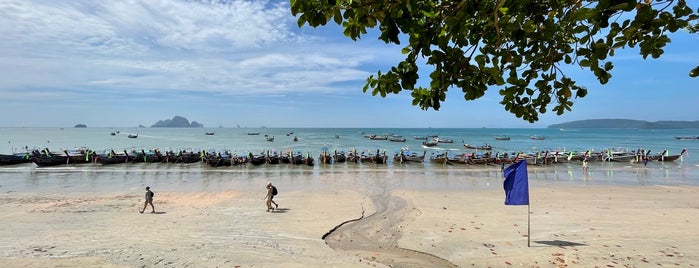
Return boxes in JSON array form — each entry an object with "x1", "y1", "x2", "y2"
[
  {"x1": 140, "y1": 186, "x2": 155, "y2": 213},
  {"x1": 265, "y1": 183, "x2": 278, "y2": 212}
]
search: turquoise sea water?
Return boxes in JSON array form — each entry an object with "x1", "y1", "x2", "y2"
[{"x1": 1, "y1": 127, "x2": 698, "y2": 193}]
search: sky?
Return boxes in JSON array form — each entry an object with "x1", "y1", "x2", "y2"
[{"x1": 1, "y1": 0, "x2": 697, "y2": 128}]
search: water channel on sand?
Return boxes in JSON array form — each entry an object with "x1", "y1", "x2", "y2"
[{"x1": 322, "y1": 179, "x2": 458, "y2": 268}]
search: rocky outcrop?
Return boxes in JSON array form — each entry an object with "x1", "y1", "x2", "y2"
[{"x1": 151, "y1": 116, "x2": 203, "y2": 128}]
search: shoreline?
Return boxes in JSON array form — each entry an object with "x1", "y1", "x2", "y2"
[
  {"x1": 2, "y1": 181, "x2": 698, "y2": 267},
  {"x1": 2, "y1": 160, "x2": 699, "y2": 196}
]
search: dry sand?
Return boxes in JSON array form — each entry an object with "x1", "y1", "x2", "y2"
[{"x1": 1, "y1": 184, "x2": 698, "y2": 267}]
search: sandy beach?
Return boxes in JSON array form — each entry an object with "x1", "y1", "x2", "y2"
[{"x1": 1, "y1": 171, "x2": 698, "y2": 268}]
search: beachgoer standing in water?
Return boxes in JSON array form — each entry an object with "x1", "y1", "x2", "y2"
[
  {"x1": 140, "y1": 186, "x2": 155, "y2": 213},
  {"x1": 265, "y1": 183, "x2": 278, "y2": 212}
]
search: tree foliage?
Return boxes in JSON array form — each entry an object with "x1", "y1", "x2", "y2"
[{"x1": 291, "y1": 0, "x2": 698, "y2": 122}]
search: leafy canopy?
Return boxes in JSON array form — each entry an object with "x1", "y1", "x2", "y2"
[{"x1": 291, "y1": 0, "x2": 698, "y2": 122}]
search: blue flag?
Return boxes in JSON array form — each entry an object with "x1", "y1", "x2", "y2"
[{"x1": 503, "y1": 160, "x2": 529, "y2": 205}]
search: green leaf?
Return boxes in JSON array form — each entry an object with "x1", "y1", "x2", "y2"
[
  {"x1": 608, "y1": 3, "x2": 629, "y2": 11},
  {"x1": 564, "y1": 55, "x2": 572, "y2": 64},
  {"x1": 576, "y1": 88, "x2": 588, "y2": 98},
  {"x1": 604, "y1": 61, "x2": 613, "y2": 71},
  {"x1": 570, "y1": 8, "x2": 595, "y2": 21},
  {"x1": 690, "y1": 66, "x2": 699, "y2": 77},
  {"x1": 475, "y1": 55, "x2": 485, "y2": 67},
  {"x1": 579, "y1": 59, "x2": 590, "y2": 67},
  {"x1": 333, "y1": 9, "x2": 343, "y2": 25}
]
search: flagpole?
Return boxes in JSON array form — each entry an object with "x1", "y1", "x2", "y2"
[
  {"x1": 528, "y1": 172, "x2": 531, "y2": 248},
  {"x1": 527, "y1": 204, "x2": 531, "y2": 247}
]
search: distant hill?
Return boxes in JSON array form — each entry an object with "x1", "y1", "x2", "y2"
[
  {"x1": 74, "y1": 124, "x2": 87, "y2": 128},
  {"x1": 548, "y1": 119, "x2": 699, "y2": 129},
  {"x1": 151, "y1": 116, "x2": 203, "y2": 128}
]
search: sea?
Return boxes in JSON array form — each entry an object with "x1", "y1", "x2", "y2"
[{"x1": 1, "y1": 127, "x2": 698, "y2": 193}]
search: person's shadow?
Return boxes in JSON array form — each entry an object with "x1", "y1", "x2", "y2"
[{"x1": 271, "y1": 208, "x2": 290, "y2": 213}]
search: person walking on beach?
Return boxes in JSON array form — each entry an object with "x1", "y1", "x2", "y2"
[
  {"x1": 140, "y1": 186, "x2": 155, "y2": 213},
  {"x1": 265, "y1": 183, "x2": 278, "y2": 212}
]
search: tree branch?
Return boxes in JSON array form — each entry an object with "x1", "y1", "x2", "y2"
[{"x1": 493, "y1": 0, "x2": 506, "y2": 49}]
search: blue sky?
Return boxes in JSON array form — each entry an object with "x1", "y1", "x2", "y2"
[{"x1": 1, "y1": 0, "x2": 697, "y2": 128}]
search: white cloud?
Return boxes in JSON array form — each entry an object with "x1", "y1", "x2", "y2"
[{"x1": 0, "y1": 0, "x2": 377, "y2": 98}]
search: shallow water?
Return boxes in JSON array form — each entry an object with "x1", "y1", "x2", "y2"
[
  {"x1": 1, "y1": 160, "x2": 696, "y2": 194},
  {"x1": 1, "y1": 127, "x2": 698, "y2": 193}
]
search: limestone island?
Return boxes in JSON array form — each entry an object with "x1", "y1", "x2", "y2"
[{"x1": 151, "y1": 116, "x2": 203, "y2": 128}]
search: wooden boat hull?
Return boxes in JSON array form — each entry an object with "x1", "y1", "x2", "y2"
[
  {"x1": 318, "y1": 153, "x2": 333, "y2": 164},
  {"x1": 430, "y1": 157, "x2": 448, "y2": 165},
  {"x1": 290, "y1": 153, "x2": 314, "y2": 165},
  {"x1": 163, "y1": 152, "x2": 202, "y2": 164},
  {"x1": 0, "y1": 154, "x2": 32, "y2": 165},
  {"x1": 346, "y1": 154, "x2": 359, "y2": 163},
  {"x1": 649, "y1": 154, "x2": 682, "y2": 162},
  {"x1": 675, "y1": 136, "x2": 699, "y2": 140},
  {"x1": 280, "y1": 155, "x2": 291, "y2": 164},
  {"x1": 362, "y1": 155, "x2": 388, "y2": 164},
  {"x1": 266, "y1": 155, "x2": 280, "y2": 164},
  {"x1": 422, "y1": 141, "x2": 438, "y2": 147},
  {"x1": 249, "y1": 154, "x2": 267, "y2": 166},
  {"x1": 394, "y1": 151, "x2": 426, "y2": 163},
  {"x1": 96, "y1": 155, "x2": 131, "y2": 165},
  {"x1": 305, "y1": 157, "x2": 315, "y2": 166},
  {"x1": 206, "y1": 157, "x2": 232, "y2": 167},
  {"x1": 463, "y1": 144, "x2": 493, "y2": 150},
  {"x1": 31, "y1": 156, "x2": 69, "y2": 167},
  {"x1": 132, "y1": 151, "x2": 163, "y2": 163},
  {"x1": 334, "y1": 152, "x2": 346, "y2": 163}
]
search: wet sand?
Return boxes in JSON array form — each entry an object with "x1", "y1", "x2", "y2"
[{"x1": 1, "y1": 181, "x2": 699, "y2": 267}]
